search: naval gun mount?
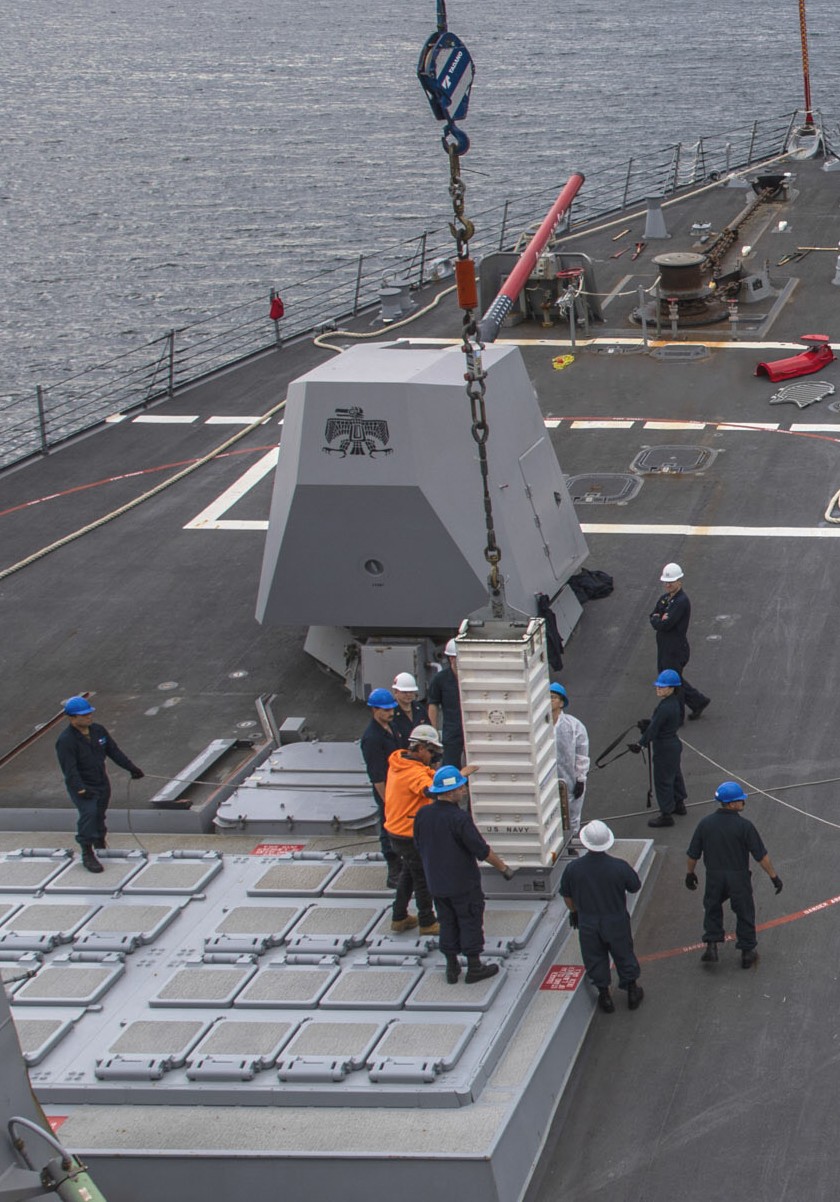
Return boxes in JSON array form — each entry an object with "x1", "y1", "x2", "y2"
[{"x1": 256, "y1": 340, "x2": 588, "y2": 698}]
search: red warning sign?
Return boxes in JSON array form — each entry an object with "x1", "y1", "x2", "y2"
[
  {"x1": 47, "y1": 1116, "x2": 67, "y2": 1132},
  {"x1": 250, "y1": 843, "x2": 306, "y2": 856},
  {"x1": 539, "y1": 964, "x2": 585, "y2": 991}
]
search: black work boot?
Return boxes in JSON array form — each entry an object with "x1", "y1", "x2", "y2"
[
  {"x1": 445, "y1": 954, "x2": 461, "y2": 985},
  {"x1": 700, "y1": 941, "x2": 719, "y2": 963},
  {"x1": 597, "y1": 987, "x2": 615, "y2": 1013},
  {"x1": 81, "y1": 845, "x2": 104, "y2": 874},
  {"x1": 647, "y1": 813, "x2": 675, "y2": 828},
  {"x1": 627, "y1": 980, "x2": 644, "y2": 1010},
  {"x1": 93, "y1": 838, "x2": 107, "y2": 850},
  {"x1": 465, "y1": 956, "x2": 499, "y2": 984},
  {"x1": 741, "y1": 949, "x2": 758, "y2": 969}
]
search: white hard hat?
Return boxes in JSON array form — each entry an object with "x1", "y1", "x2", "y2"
[
  {"x1": 408, "y1": 724, "x2": 443, "y2": 749},
  {"x1": 660, "y1": 562, "x2": 684, "y2": 582},
  {"x1": 392, "y1": 672, "x2": 418, "y2": 693},
  {"x1": 578, "y1": 820, "x2": 615, "y2": 853},
  {"x1": 444, "y1": 638, "x2": 458, "y2": 657}
]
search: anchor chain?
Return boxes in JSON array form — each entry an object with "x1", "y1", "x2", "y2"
[{"x1": 419, "y1": 6, "x2": 502, "y2": 602}]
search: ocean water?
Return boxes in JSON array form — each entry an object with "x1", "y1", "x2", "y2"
[{"x1": 2, "y1": 0, "x2": 836, "y2": 400}]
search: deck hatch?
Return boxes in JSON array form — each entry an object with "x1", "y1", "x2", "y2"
[
  {"x1": 285, "y1": 903, "x2": 384, "y2": 955},
  {"x1": 0, "y1": 903, "x2": 100, "y2": 953},
  {"x1": 367, "y1": 1017, "x2": 478, "y2": 1082},
  {"x1": 45, "y1": 851, "x2": 147, "y2": 893},
  {"x1": 74, "y1": 903, "x2": 184, "y2": 953},
  {"x1": 149, "y1": 963, "x2": 257, "y2": 1008},
  {"x1": 187, "y1": 1020, "x2": 297, "y2": 1080},
  {"x1": 12, "y1": 959, "x2": 125, "y2": 1006},
  {"x1": 405, "y1": 965, "x2": 505, "y2": 1011},
  {"x1": 566, "y1": 473, "x2": 642, "y2": 504},
  {"x1": 204, "y1": 904, "x2": 303, "y2": 955},
  {"x1": 233, "y1": 962, "x2": 339, "y2": 1008},
  {"x1": 0, "y1": 851, "x2": 72, "y2": 893},
  {"x1": 96, "y1": 1018, "x2": 210, "y2": 1080},
  {"x1": 631, "y1": 444, "x2": 716, "y2": 473},
  {"x1": 319, "y1": 964, "x2": 423, "y2": 1009},
  {"x1": 247, "y1": 861, "x2": 341, "y2": 896},
  {"x1": 484, "y1": 905, "x2": 546, "y2": 950},
  {"x1": 325, "y1": 862, "x2": 393, "y2": 896},
  {"x1": 14, "y1": 1013, "x2": 82, "y2": 1065},
  {"x1": 122, "y1": 852, "x2": 223, "y2": 895},
  {"x1": 277, "y1": 1018, "x2": 385, "y2": 1081}
]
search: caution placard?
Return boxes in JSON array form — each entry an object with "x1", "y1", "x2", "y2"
[
  {"x1": 539, "y1": 964, "x2": 585, "y2": 991},
  {"x1": 250, "y1": 843, "x2": 306, "y2": 856}
]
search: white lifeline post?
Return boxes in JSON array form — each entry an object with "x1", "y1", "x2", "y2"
[{"x1": 456, "y1": 617, "x2": 563, "y2": 867}]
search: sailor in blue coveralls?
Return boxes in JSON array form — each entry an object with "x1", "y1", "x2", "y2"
[
  {"x1": 359, "y1": 688, "x2": 401, "y2": 887},
  {"x1": 560, "y1": 820, "x2": 644, "y2": 1013},
  {"x1": 55, "y1": 696, "x2": 144, "y2": 873},
  {"x1": 427, "y1": 639, "x2": 464, "y2": 769},
  {"x1": 630, "y1": 669, "x2": 688, "y2": 828},
  {"x1": 413, "y1": 765, "x2": 513, "y2": 985},
  {"x1": 685, "y1": 780, "x2": 783, "y2": 969},
  {"x1": 649, "y1": 562, "x2": 710, "y2": 720}
]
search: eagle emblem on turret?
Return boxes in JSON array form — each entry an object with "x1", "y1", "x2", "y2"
[{"x1": 322, "y1": 406, "x2": 393, "y2": 457}]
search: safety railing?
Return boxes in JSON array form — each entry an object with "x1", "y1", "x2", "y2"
[{"x1": 0, "y1": 110, "x2": 800, "y2": 471}]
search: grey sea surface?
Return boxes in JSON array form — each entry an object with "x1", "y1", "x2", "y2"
[{"x1": 2, "y1": 0, "x2": 836, "y2": 400}]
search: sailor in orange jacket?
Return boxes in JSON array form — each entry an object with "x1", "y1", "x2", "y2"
[{"x1": 384, "y1": 724, "x2": 477, "y2": 936}]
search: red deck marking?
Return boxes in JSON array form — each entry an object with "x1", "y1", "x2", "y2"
[
  {"x1": 0, "y1": 446, "x2": 278, "y2": 519},
  {"x1": 638, "y1": 892, "x2": 840, "y2": 963},
  {"x1": 540, "y1": 964, "x2": 585, "y2": 991},
  {"x1": 47, "y1": 1116, "x2": 67, "y2": 1132},
  {"x1": 250, "y1": 843, "x2": 306, "y2": 856}
]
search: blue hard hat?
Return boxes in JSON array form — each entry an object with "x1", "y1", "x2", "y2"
[
  {"x1": 549, "y1": 683, "x2": 568, "y2": 700},
  {"x1": 715, "y1": 781, "x2": 747, "y2": 804},
  {"x1": 427, "y1": 765, "x2": 469, "y2": 794},
  {"x1": 367, "y1": 688, "x2": 398, "y2": 710},
  {"x1": 64, "y1": 696, "x2": 95, "y2": 716},
  {"x1": 654, "y1": 670, "x2": 682, "y2": 688}
]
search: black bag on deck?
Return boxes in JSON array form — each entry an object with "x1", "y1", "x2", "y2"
[{"x1": 568, "y1": 569, "x2": 614, "y2": 603}]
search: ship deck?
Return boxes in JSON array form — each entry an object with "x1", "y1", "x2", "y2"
[{"x1": 4, "y1": 150, "x2": 840, "y2": 1200}]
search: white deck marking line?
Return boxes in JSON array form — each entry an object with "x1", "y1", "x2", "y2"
[
  {"x1": 642, "y1": 421, "x2": 707, "y2": 430},
  {"x1": 547, "y1": 419, "x2": 781, "y2": 431},
  {"x1": 105, "y1": 414, "x2": 129, "y2": 423},
  {"x1": 581, "y1": 523, "x2": 840, "y2": 538},
  {"x1": 132, "y1": 414, "x2": 198, "y2": 424},
  {"x1": 183, "y1": 447, "x2": 278, "y2": 531},
  {"x1": 601, "y1": 275, "x2": 633, "y2": 309},
  {"x1": 205, "y1": 416, "x2": 268, "y2": 425},
  {"x1": 789, "y1": 424, "x2": 840, "y2": 432},
  {"x1": 715, "y1": 421, "x2": 779, "y2": 430},
  {"x1": 569, "y1": 420, "x2": 635, "y2": 429}
]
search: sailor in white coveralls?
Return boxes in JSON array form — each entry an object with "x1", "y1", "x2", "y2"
[{"x1": 550, "y1": 683, "x2": 590, "y2": 841}]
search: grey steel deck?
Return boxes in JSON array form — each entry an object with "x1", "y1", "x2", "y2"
[{"x1": 3, "y1": 150, "x2": 840, "y2": 1201}]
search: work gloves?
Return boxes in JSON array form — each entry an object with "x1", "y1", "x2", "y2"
[
  {"x1": 685, "y1": 872, "x2": 698, "y2": 891},
  {"x1": 772, "y1": 875, "x2": 783, "y2": 894},
  {"x1": 502, "y1": 867, "x2": 514, "y2": 880},
  {"x1": 627, "y1": 743, "x2": 642, "y2": 755},
  {"x1": 130, "y1": 768, "x2": 145, "y2": 779},
  {"x1": 637, "y1": 718, "x2": 651, "y2": 733},
  {"x1": 568, "y1": 911, "x2": 579, "y2": 929},
  {"x1": 573, "y1": 780, "x2": 585, "y2": 799}
]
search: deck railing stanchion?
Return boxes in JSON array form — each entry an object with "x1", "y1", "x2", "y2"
[
  {"x1": 35, "y1": 385, "x2": 49, "y2": 454},
  {"x1": 167, "y1": 330, "x2": 176, "y2": 397}
]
